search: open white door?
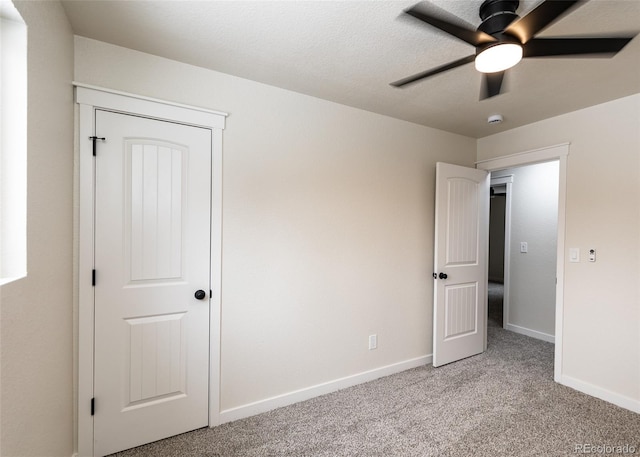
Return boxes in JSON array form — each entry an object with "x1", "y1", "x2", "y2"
[
  {"x1": 433, "y1": 162, "x2": 490, "y2": 367},
  {"x1": 93, "y1": 110, "x2": 211, "y2": 456}
]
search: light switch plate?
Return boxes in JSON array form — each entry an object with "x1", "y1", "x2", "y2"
[{"x1": 569, "y1": 248, "x2": 580, "y2": 263}]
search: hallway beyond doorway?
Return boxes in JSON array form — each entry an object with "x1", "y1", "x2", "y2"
[{"x1": 488, "y1": 281, "x2": 503, "y2": 328}]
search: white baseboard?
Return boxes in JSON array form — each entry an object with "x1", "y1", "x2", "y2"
[
  {"x1": 560, "y1": 375, "x2": 640, "y2": 414},
  {"x1": 218, "y1": 355, "x2": 432, "y2": 424},
  {"x1": 505, "y1": 323, "x2": 555, "y2": 343}
]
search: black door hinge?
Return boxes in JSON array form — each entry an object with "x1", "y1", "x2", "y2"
[
  {"x1": 92, "y1": 269, "x2": 96, "y2": 286},
  {"x1": 91, "y1": 398, "x2": 95, "y2": 416},
  {"x1": 89, "y1": 136, "x2": 106, "y2": 156}
]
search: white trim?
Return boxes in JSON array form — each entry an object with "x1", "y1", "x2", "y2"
[
  {"x1": 504, "y1": 323, "x2": 555, "y2": 344},
  {"x1": 0, "y1": 276, "x2": 23, "y2": 286},
  {"x1": 554, "y1": 154, "x2": 568, "y2": 383},
  {"x1": 218, "y1": 355, "x2": 432, "y2": 424},
  {"x1": 76, "y1": 87, "x2": 225, "y2": 456},
  {"x1": 476, "y1": 143, "x2": 569, "y2": 386},
  {"x1": 503, "y1": 180, "x2": 513, "y2": 333},
  {"x1": 209, "y1": 127, "x2": 224, "y2": 427},
  {"x1": 561, "y1": 375, "x2": 640, "y2": 414},
  {"x1": 77, "y1": 103, "x2": 95, "y2": 456},
  {"x1": 490, "y1": 175, "x2": 513, "y2": 331},
  {"x1": 74, "y1": 83, "x2": 227, "y2": 130},
  {"x1": 73, "y1": 82, "x2": 228, "y2": 119},
  {"x1": 489, "y1": 176, "x2": 513, "y2": 186},
  {"x1": 476, "y1": 142, "x2": 569, "y2": 168}
]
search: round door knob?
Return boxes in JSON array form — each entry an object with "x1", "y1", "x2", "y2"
[
  {"x1": 194, "y1": 289, "x2": 207, "y2": 300},
  {"x1": 439, "y1": 272, "x2": 448, "y2": 280}
]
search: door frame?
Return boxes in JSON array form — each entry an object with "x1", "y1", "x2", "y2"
[
  {"x1": 75, "y1": 83, "x2": 227, "y2": 456},
  {"x1": 476, "y1": 143, "x2": 568, "y2": 383},
  {"x1": 489, "y1": 175, "x2": 513, "y2": 330}
]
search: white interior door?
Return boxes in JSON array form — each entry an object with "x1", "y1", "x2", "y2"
[
  {"x1": 93, "y1": 110, "x2": 211, "y2": 456},
  {"x1": 433, "y1": 162, "x2": 489, "y2": 367}
]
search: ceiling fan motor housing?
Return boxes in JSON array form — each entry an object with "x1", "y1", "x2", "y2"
[
  {"x1": 392, "y1": 0, "x2": 635, "y2": 99},
  {"x1": 478, "y1": 0, "x2": 520, "y2": 35}
]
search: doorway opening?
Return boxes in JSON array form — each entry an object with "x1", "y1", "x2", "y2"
[
  {"x1": 477, "y1": 143, "x2": 568, "y2": 382},
  {"x1": 488, "y1": 179, "x2": 509, "y2": 329},
  {"x1": 487, "y1": 161, "x2": 559, "y2": 344}
]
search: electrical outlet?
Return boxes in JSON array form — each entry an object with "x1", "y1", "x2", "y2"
[
  {"x1": 368, "y1": 334, "x2": 377, "y2": 350},
  {"x1": 520, "y1": 241, "x2": 528, "y2": 253}
]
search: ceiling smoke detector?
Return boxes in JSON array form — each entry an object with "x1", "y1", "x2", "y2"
[{"x1": 488, "y1": 114, "x2": 503, "y2": 124}]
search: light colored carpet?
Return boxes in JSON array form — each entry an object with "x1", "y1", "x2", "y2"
[{"x1": 111, "y1": 326, "x2": 639, "y2": 457}]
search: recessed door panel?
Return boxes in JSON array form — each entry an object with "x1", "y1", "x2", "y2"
[
  {"x1": 125, "y1": 313, "x2": 187, "y2": 408},
  {"x1": 126, "y1": 140, "x2": 187, "y2": 284},
  {"x1": 444, "y1": 283, "x2": 478, "y2": 340},
  {"x1": 446, "y1": 178, "x2": 479, "y2": 267}
]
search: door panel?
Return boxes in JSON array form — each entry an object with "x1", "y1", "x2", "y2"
[
  {"x1": 126, "y1": 140, "x2": 186, "y2": 282},
  {"x1": 444, "y1": 283, "x2": 478, "y2": 339},
  {"x1": 445, "y1": 178, "x2": 480, "y2": 265},
  {"x1": 94, "y1": 110, "x2": 211, "y2": 456},
  {"x1": 125, "y1": 312, "x2": 187, "y2": 408},
  {"x1": 433, "y1": 162, "x2": 489, "y2": 367}
]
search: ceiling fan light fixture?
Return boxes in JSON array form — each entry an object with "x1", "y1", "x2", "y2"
[{"x1": 475, "y1": 43, "x2": 523, "y2": 73}]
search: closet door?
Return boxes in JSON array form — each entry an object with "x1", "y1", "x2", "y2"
[{"x1": 93, "y1": 109, "x2": 211, "y2": 456}]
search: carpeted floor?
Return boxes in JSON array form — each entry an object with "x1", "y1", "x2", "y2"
[{"x1": 111, "y1": 301, "x2": 639, "y2": 457}]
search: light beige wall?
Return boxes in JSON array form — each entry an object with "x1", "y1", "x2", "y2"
[
  {"x1": 478, "y1": 94, "x2": 640, "y2": 405},
  {"x1": 74, "y1": 36, "x2": 476, "y2": 411},
  {"x1": 492, "y1": 162, "x2": 559, "y2": 337},
  {"x1": 1, "y1": 1, "x2": 74, "y2": 456}
]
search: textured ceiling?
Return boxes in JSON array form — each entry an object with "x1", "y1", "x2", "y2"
[{"x1": 61, "y1": 0, "x2": 640, "y2": 138}]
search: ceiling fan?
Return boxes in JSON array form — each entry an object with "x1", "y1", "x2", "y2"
[{"x1": 391, "y1": 0, "x2": 636, "y2": 99}]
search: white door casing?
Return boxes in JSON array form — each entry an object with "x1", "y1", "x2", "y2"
[
  {"x1": 93, "y1": 110, "x2": 210, "y2": 455},
  {"x1": 433, "y1": 162, "x2": 490, "y2": 367},
  {"x1": 76, "y1": 84, "x2": 227, "y2": 457},
  {"x1": 490, "y1": 175, "x2": 514, "y2": 331}
]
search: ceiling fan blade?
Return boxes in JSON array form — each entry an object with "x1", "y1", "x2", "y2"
[
  {"x1": 480, "y1": 71, "x2": 505, "y2": 100},
  {"x1": 505, "y1": 0, "x2": 585, "y2": 44},
  {"x1": 404, "y1": 2, "x2": 496, "y2": 47},
  {"x1": 523, "y1": 37, "x2": 635, "y2": 58},
  {"x1": 390, "y1": 55, "x2": 475, "y2": 88}
]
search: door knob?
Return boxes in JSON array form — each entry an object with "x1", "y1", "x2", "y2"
[
  {"x1": 194, "y1": 289, "x2": 207, "y2": 300},
  {"x1": 439, "y1": 272, "x2": 448, "y2": 280}
]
